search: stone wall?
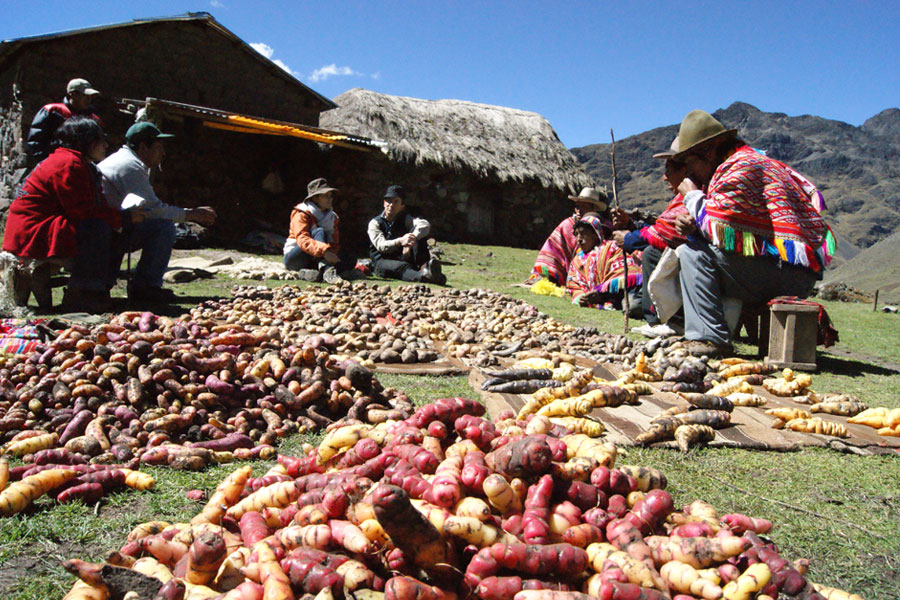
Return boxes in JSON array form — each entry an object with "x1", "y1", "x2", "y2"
[
  {"x1": 323, "y1": 146, "x2": 572, "y2": 252},
  {"x1": 0, "y1": 100, "x2": 25, "y2": 215}
]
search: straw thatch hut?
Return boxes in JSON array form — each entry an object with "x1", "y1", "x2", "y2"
[{"x1": 319, "y1": 88, "x2": 593, "y2": 248}]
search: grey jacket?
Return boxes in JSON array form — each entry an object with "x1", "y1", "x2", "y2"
[{"x1": 98, "y1": 146, "x2": 186, "y2": 222}]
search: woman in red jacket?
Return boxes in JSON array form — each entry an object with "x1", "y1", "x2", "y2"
[{"x1": 3, "y1": 116, "x2": 121, "y2": 311}]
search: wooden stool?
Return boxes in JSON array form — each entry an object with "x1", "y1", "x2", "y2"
[{"x1": 764, "y1": 303, "x2": 819, "y2": 371}]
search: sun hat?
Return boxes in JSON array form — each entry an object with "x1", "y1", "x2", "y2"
[
  {"x1": 125, "y1": 122, "x2": 174, "y2": 147},
  {"x1": 568, "y1": 187, "x2": 609, "y2": 212},
  {"x1": 384, "y1": 184, "x2": 405, "y2": 199},
  {"x1": 653, "y1": 136, "x2": 681, "y2": 159},
  {"x1": 674, "y1": 110, "x2": 736, "y2": 158},
  {"x1": 306, "y1": 177, "x2": 338, "y2": 200},
  {"x1": 67, "y1": 78, "x2": 100, "y2": 96}
]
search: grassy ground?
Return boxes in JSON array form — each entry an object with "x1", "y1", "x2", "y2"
[{"x1": 3, "y1": 243, "x2": 899, "y2": 599}]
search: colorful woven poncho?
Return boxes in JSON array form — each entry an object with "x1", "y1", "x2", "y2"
[
  {"x1": 696, "y1": 146, "x2": 836, "y2": 271},
  {"x1": 566, "y1": 240, "x2": 642, "y2": 308},
  {"x1": 530, "y1": 215, "x2": 579, "y2": 285},
  {"x1": 641, "y1": 193, "x2": 688, "y2": 250}
]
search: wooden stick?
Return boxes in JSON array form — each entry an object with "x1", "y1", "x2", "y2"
[
  {"x1": 610, "y1": 128, "x2": 629, "y2": 333},
  {"x1": 873, "y1": 289, "x2": 879, "y2": 312}
]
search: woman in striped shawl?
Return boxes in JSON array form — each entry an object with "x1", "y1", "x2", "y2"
[
  {"x1": 672, "y1": 110, "x2": 835, "y2": 357},
  {"x1": 566, "y1": 214, "x2": 641, "y2": 309}
]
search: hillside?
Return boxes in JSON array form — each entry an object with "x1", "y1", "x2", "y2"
[
  {"x1": 570, "y1": 102, "x2": 900, "y2": 260},
  {"x1": 824, "y1": 229, "x2": 900, "y2": 301}
]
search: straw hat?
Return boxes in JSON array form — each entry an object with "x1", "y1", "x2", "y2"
[
  {"x1": 568, "y1": 187, "x2": 609, "y2": 211},
  {"x1": 674, "y1": 110, "x2": 736, "y2": 158},
  {"x1": 652, "y1": 136, "x2": 680, "y2": 159}
]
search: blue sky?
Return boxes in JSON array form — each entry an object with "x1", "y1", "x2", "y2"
[{"x1": 4, "y1": 1, "x2": 899, "y2": 148}]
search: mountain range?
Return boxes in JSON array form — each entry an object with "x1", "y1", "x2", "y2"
[{"x1": 570, "y1": 102, "x2": 900, "y2": 267}]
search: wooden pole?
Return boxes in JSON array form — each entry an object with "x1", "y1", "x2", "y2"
[
  {"x1": 873, "y1": 289, "x2": 879, "y2": 312},
  {"x1": 610, "y1": 128, "x2": 629, "y2": 333}
]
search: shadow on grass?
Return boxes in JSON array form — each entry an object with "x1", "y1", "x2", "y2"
[{"x1": 816, "y1": 352, "x2": 900, "y2": 377}]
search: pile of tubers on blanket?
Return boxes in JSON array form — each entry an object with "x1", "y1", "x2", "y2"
[
  {"x1": 0, "y1": 309, "x2": 414, "y2": 502},
  {"x1": 60, "y1": 397, "x2": 860, "y2": 600}
]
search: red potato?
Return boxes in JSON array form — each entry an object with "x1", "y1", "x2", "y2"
[
  {"x1": 475, "y1": 577, "x2": 570, "y2": 600},
  {"x1": 562, "y1": 523, "x2": 604, "y2": 547},
  {"x1": 329, "y1": 519, "x2": 370, "y2": 553},
  {"x1": 485, "y1": 436, "x2": 553, "y2": 480},
  {"x1": 464, "y1": 542, "x2": 589, "y2": 588},
  {"x1": 386, "y1": 575, "x2": 456, "y2": 600},
  {"x1": 239, "y1": 512, "x2": 270, "y2": 548},
  {"x1": 720, "y1": 513, "x2": 773, "y2": 535},
  {"x1": 460, "y1": 451, "x2": 490, "y2": 492},
  {"x1": 185, "y1": 532, "x2": 227, "y2": 585},
  {"x1": 623, "y1": 490, "x2": 674, "y2": 536},
  {"x1": 523, "y1": 475, "x2": 554, "y2": 544},
  {"x1": 409, "y1": 397, "x2": 485, "y2": 428},
  {"x1": 670, "y1": 522, "x2": 714, "y2": 538},
  {"x1": 282, "y1": 555, "x2": 344, "y2": 598},
  {"x1": 426, "y1": 455, "x2": 463, "y2": 508}
]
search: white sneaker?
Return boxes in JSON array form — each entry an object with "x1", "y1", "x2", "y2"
[{"x1": 632, "y1": 323, "x2": 679, "y2": 338}]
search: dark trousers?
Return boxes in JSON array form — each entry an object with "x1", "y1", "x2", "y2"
[
  {"x1": 72, "y1": 219, "x2": 116, "y2": 291},
  {"x1": 372, "y1": 239, "x2": 430, "y2": 282},
  {"x1": 112, "y1": 218, "x2": 176, "y2": 289}
]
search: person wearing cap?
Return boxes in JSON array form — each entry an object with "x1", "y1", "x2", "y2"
[
  {"x1": 367, "y1": 184, "x2": 444, "y2": 284},
  {"x1": 529, "y1": 187, "x2": 612, "y2": 286},
  {"x1": 565, "y1": 213, "x2": 642, "y2": 309},
  {"x1": 25, "y1": 78, "x2": 103, "y2": 168},
  {"x1": 283, "y1": 177, "x2": 352, "y2": 283},
  {"x1": 4, "y1": 116, "x2": 123, "y2": 312},
  {"x1": 611, "y1": 137, "x2": 690, "y2": 334},
  {"x1": 99, "y1": 121, "x2": 217, "y2": 303},
  {"x1": 671, "y1": 109, "x2": 836, "y2": 357}
]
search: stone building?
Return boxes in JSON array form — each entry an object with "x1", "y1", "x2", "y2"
[
  {"x1": 0, "y1": 13, "x2": 372, "y2": 242},
  {"x1": 319, "y1": 88, "x2": 594, "y2": 248}
]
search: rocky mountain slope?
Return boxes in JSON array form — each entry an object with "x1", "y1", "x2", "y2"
[{"x1": 570, "y1": 102, "x2": 900, "y2": 263}]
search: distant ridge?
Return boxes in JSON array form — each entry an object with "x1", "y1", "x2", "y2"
[{"x1": 570, "y1": 102, "x2": 900, "y2": 261}]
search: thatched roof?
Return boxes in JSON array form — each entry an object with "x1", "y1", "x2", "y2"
[{"x1": 320, "y1": 88, "x2": 593, "y2": 192}]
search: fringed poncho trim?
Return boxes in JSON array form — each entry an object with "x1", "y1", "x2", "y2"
[{"x1": 698, "y1": 146, "x2": 835, "y2": 271}]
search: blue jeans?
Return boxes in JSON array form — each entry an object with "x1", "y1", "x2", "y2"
[
  {"x1": 71, "y1": 219, "x2": 115, "y2": 291},
  {"x1": 116, "y1": 218, "x2": 176, "y2": 288},
  {"x1": 679, "y1": 239, "x2": 818, "y2": 345},
  {"x1": 283, "y1": 227, "x2": 352, "y2": 272}
]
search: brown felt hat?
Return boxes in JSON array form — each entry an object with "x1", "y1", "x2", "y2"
[
  {"x1": 305, "y1": 177, "x2": 338, "y2": 200},
  {"x1": 674, "y1": 110, "x2": 736, "y2": 158},
  {"x1": 568, "y1": 187, "x2": 609, "y2": 212},
  {"x1": 653, "y1": 136, "x2": 680, "y2": 159}
]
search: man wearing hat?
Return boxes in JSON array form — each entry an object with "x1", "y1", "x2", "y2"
[
  {"x1": 99, "y1": 121, "x2": 217, "y2": 302},
  {"x1": 529, "y1": 187, "x2": 611, "y2": 286},
  {"x1": 367, "y1": 184, "x2": 444, "y2": 284},
  {"x1": 283, "y1": 177, "x2": 351, "y2": 283},
  {"x1": 25, "y1": 78, "x2": 103, "y2": 167},
  {"x1": 672, "y1": 110, "x2": 836, "y2": 357}
]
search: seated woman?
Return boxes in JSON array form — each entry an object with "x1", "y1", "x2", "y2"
[
  {"x1": 2, "y1": 116, "x2": 121, "y2": 312},
  {"x1": 283, "y1": 177, "x2": 352, "y2": 283},
  {"x1": 529, "y1": 187, "x2": 611, "y2": 285},
  {"x1": 566, "y1": 214, "x2": 642, "y2": 309}
]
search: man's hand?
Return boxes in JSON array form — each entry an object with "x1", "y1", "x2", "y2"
[
  {"x1": 578, "y1": 291, "x2": 601, "y2": 306},
  {"x1": 400, "y1": 233, "x2": 417, "y2": 248},
  {"x1": 322, "y1": 250, "x2": 339, "y2": 265},
  {"x1": 674, "y1": 213, "x2": 698, "y2": 236},
  {"x1": 677, "y1": 177, "x2": 700, "y2": 197},
  {"x1": 187, "y1": 206, "x2": 217, "y2": 226},
  {"x1": 611, "y1": 208, "x2": 631, "y2": 230},
  {"x1": 127, "y1": 207, "x2": 147, "y2": 224},
  {"x1": 612, "y1": 230, "x2": 627, "y2": 247}
]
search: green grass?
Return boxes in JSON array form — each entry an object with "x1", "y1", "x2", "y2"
[{"x1": 5, "y1": 243, "x2": 900, "y2": 600}]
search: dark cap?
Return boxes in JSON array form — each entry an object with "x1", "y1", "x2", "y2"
[
  {"x1": 126, "y1": 122, "x2": 174, "y2": 147},
  {"x1": 306, "y1": 177, "x2": 338, "y2": 200},
  {"x1": 384, "y1": 184, "x2": 405, "y2": 199}
]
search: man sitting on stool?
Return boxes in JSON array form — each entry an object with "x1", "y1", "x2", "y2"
[{"x1": 367, "y1": 185, "x2": 445, "y2": 284}]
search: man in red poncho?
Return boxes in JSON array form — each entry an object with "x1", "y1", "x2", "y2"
[{"x1": 672, "y1": 110, "x2": 836, "y2": 357}]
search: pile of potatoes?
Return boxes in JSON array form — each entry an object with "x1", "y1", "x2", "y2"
[
  {"x1": 0, "y1": 309, "x2": 414, "y2": 472},
  {"x1": 57, "y1": 398, "x2": 860, "y2": 600}
]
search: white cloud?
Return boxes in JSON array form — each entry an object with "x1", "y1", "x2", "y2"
[
  {"x1": 250, "y1": 43, "x2": 298, "y2": 76},
  {"x1": 308, "y1": 64, "x2": 361, "y2": 83},
  {"x1": 210, "y1": 0, "x2": 225, "y2": 7},
  {"x1": 371, "y1": 72, "x2": 381, "y2": 80},
  {"x1": 250, "y1": 42, "x2": 274, "y2": 59}
]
